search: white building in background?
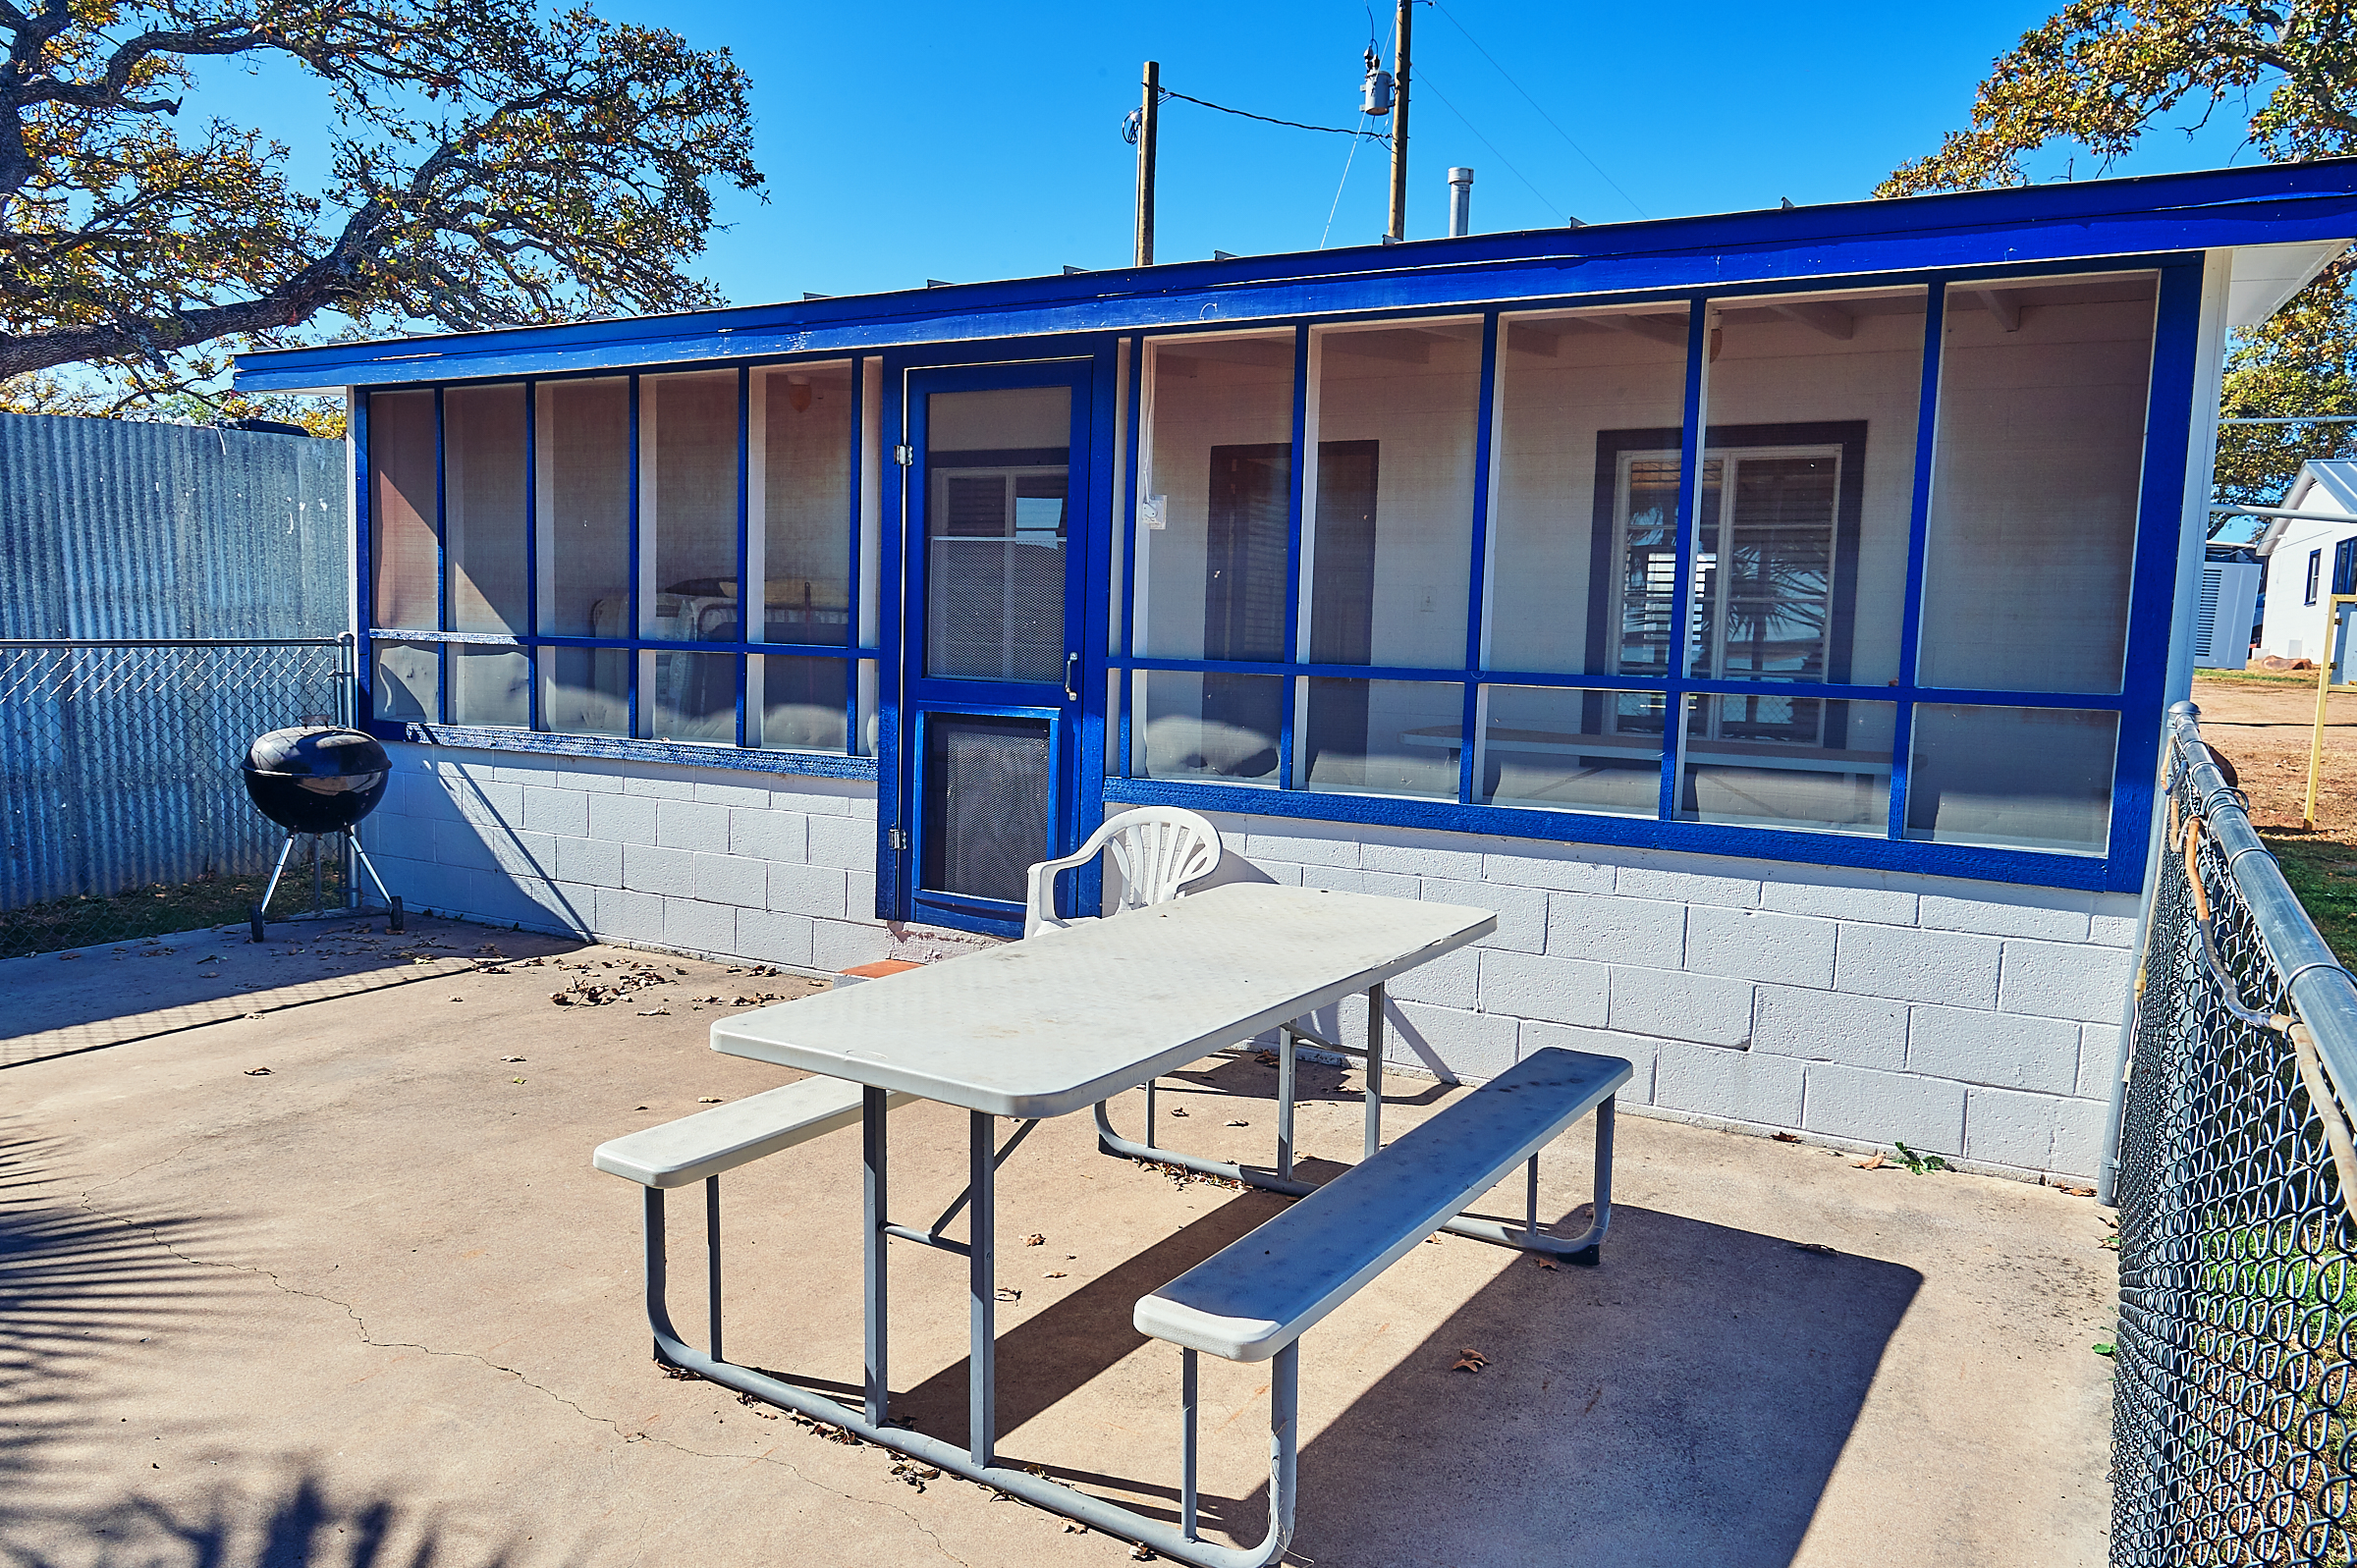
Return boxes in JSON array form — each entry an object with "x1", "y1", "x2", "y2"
[{"x1": 2257, "y1": 460, "x2": 2357, "y2": 662}]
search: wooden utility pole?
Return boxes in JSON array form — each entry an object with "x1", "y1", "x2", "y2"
[
  {"x1": 1386, "y1": 0, "x2": 1412, "y2": 243},
  {"x1": 1135, "y1": 61, "x2": 1160, "y2": 267}
]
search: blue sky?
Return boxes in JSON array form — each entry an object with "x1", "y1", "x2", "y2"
[{"x1": 192, "y1": 0, "x2": 2270, "y2": 311}]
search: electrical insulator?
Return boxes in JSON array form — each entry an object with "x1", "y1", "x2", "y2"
[{"x1": 1361, "y1": 50, "x2": 1394, "y2": 116}]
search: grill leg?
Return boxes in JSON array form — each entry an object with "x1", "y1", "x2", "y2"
[{"x1": 250, "y1": 834, "x2": 299, "y2": 942}]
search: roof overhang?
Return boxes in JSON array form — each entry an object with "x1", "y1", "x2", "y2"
[{"x1": 235, "y1": 159, "x2": 2357, "y2": 395}]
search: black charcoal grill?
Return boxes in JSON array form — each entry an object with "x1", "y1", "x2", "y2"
[{"x1": 241, "y1": 725, "x2": 403, "y2": 939}]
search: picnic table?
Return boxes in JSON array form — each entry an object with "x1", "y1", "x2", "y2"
[{"x1": 596, "y1": 882, "x2": 1626, "y2": 1565}]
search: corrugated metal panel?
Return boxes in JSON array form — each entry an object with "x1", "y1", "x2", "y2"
[
  {"x1": 0, "y1": 411, "x2": 346, "y2": 638},
  {"x1": 0, "y1": 414, "x2": 351, "y2": 914}
]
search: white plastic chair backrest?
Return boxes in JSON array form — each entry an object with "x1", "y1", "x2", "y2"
[
  {"x1": 1024, "y1": 807, "x2": 1222, "y2": 936},
  {"x1": 1103, "y1": 807, "x2": 1224, "y2": 915}
]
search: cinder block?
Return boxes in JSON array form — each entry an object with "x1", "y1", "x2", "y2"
[
  {"x1": 1482, "y1": 850, "x2": 1615, "y2": 895},
  {"x1": 622, "y1": 843, "x2": 697, "y2": 899},
  {"x1": 359, "y1": 812, "x2": 429, "y2": 860},
  {"x1": 769, "y1": 861, "x2": 850, "y2": 918},
  {"x1": 1684, "y1": 906, "x2": 1836, "y2": 988},
  {"x1": 2077, "y1": 1024, "x2": 2123, "y2": 1099},
  {"x1": 737, "y1": 908, "x2": 817, "y2": 967},
  {"x1": 1607, "y1": 966, "x2": 1753, "y2": 1047},
  {"x1": 1999, "y1": 940, "x2": 2135, "y2": 1023},
  {"x1": 1387, "y1": 1000, "x2": 1518, "y2": 1084},
  {"x1": 1362, "y1": 841, "x2": 1487, "y2": 881},
  {"x1": 1387, "y1": 946, "x2": 1480, "y2": 1009},
  {"x1": 431, "y1": 819, "x2": 500, "y2": 873},
  {"x1": 2051, "y1": 1097, "x2": 2111, "y2": 1182},
  {"x1": 587, "y1": 792, "x2": 659, "y2": 847},
  {"x1": 594, "y1": 887, "x2": 664, "y2": 943},
  {"x1": 1760, "y1": 878, "x2": 1917, "y2": 926},
  {"x1": 1752, "y1": 986, "x2": 1908, "y2": 1072},
  {"x1": 662, "y1": 896, "x2": 737, "y2": 957},
  {"x1": 2090, "y1": 913, "x2": 2138, "y2": 946},
  {"x1": 1359, "y1": 869, "x2": 1420, "y2": 898},
  {"x1": 485, "y1": 828, "x2": 558, "y2": 880},
  {"x1": 1655, "y1": 1040, "x2": 1805, "y2": 1126},
  {"x1": 1919, "y1": 890, "x2": 2091, "y2": 943},
  {"x1": 805, "y1": 815, "x2": 874, "y2": 872},
  {"x1": 1478, "y1": 949, "x2": 1610, "y2": 1028},
  {"x1": 1518, "y1": 1021, "x2": 1658, "y2": 1105},
  {"x1": 520, "y1": 879, "x2": 595, "y2": 935},
  {"x1": 1906, "y1": 1003, "x2": 2080, "y2": 1095},
  {"x1": 728, "y1": 807, "x2": 807, "y2": 864},
  {"x1": 1547, "y1": 892, "x2": 1685, "y2": 963},
  {"x1": 812, "y1": 918, "x2": 893, "y2": 970},
  {"x1": 846, "y1": 871, "x2": 878, "y2": 921},
  {"x1": 518, "y1": 784, "x2": 590, "y2": 839},
  {"x1": 1800, "y1": 1061, "x2": 1965, "y2": 1154},
  {"x1": 770, "y1": 785, "x2": 862, "y2": 817},
  {"x1": 622, "y1": 773, "x2": 698, "y2": 799},
  {"x1": 1961, "y1": 1086, "x2": 2060, "y2": 1171},
  {"x1": 1299, "y1": 866, "x2": 1372, "y2": 895},
  {"x1": 1422, "y1": 878, "x2": 1546, "y2": 953},
  {"x1": 556, "y1": 767, "x2": 626, "y2": 793},
  {"x1": 654, "y1": 799, "x2": 731, "y2": 854},
  {"x1": 1616, "y1": 865, "x2": 1759, "y2": 908},
  {"x1": 552, "y1": 834, "x2": 623, "y2": 889},
  {"x1": 1241, "y1": 826, "x2": 1362, "y2": 869},
  {"x1": 453, "y1": 779, "x2": 526, "y2": 827},
  {"x1": 1834, "y1": 923, "x2": 2001, "y2": 1008},
  {"x1": 693, "y1": 778, "x2": 776, "y2": 808},
  {"x1": 692, "y1": 851, "x2": 767, "y2": 909}
]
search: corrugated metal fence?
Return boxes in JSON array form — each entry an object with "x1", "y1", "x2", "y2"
[{"x1": 0, "y1": 413, "x2": 350, "y2": 952}]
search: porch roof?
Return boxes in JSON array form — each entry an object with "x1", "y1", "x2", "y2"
[{"x1": 234, "y1": 160, "x2": 2357, "y2": 395}]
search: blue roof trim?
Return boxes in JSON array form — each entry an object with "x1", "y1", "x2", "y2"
[{"x1": 237, "y1": 161, "x2": 2357, "y2": 392}]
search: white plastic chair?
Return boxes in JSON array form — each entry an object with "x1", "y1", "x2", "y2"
[{"x1": 1023, "y1": 807, "x2": 1224, "y2": 938}]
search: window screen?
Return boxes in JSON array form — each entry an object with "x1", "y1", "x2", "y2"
[{"x1": 921, "y1": 714, "x2": 1053, "y2": 903}]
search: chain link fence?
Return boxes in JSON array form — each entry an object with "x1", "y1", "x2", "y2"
[
  {"x1": 0, "y1": 638, "x2": 354, "y2": 958},
  {"x1": 2111, "y1": 702, "x2": 2357, "y2": 1564}
]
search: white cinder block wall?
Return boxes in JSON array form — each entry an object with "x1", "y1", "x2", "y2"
[{"x1": 361, "y1": 742, "x2": 2135, "y2": 1182}]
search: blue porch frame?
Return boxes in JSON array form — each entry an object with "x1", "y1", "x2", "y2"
[{"x1": 237, "y1": 160, "x2": 2357, "y2": 918}]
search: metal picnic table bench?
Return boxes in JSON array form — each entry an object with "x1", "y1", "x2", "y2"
[{"x1": 591, "y1": 882, "x2": 1629, "y2": 1565}]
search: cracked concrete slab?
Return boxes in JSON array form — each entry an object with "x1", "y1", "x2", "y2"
[{"x1": 1, "y1": 914, "x2": 2118, "y2": 1566}]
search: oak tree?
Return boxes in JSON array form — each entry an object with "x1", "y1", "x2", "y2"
[
  {"x1": 1880, "y1": 1, "x2": 2357, "y2": 517},
  {"x1": 1, "y1": 0, "x2": 761, "y2": 424}
]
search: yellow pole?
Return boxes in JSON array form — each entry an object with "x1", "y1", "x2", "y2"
[{"x1": 2309, "y1": 634, "x2": 2335, "y2": 829}]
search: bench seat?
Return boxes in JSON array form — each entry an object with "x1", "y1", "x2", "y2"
[
  {"x1": 1134, "y1": 1047, "x2": 1629, "y2": 1362},
  {"x1": 593, "y1": 1077, "x2": 915, "y2": 1188}
]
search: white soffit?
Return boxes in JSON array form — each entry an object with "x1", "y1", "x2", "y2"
[{"x1": 2228, "y1": 241, "x2": 2350, "y2": 329}]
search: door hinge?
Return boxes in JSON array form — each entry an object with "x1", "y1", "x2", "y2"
[
  {"x1": 888, "y1": 827, "x2": 909, "y2": 851},
  {"x1": 892, "y1": 443, "x2": 914, "y2": 467}
]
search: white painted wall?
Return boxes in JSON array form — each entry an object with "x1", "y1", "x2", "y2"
[
  {"x1": 364, "y1": 740, "x2": 2128, "y2": 1182},
  {"x1": 2259, "y1": 513, "x2": 2357, "y2": 661}
]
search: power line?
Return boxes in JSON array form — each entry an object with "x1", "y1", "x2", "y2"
[
  {"x1": 1429, "y1": 1, "x2": 1646, "y2": 219},
  {"x1": 1414, "y1": 67, "x2": 1559, "y2": 218},
  {"x1": 1156, "y1": 86, "x2": 1389, "y2": 141}
]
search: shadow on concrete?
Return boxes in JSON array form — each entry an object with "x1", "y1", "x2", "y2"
[
  {"x1": 890, "y1": 1183, "x2": 1920, "y2": 1567},
  {"x1": 6, "y1": 1468, "x2": 573, "y2": 1568},
  {"x1": 0, "y1": 916, "x2": 584, "y2": 1071}
]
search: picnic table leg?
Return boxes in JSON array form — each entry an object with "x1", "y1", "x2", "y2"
[
  {"x1": 1363, "y1": 983, "x2": 1386, "y2": 1161},
  {"x1": 1180, "y1": 1347, "x2": 1199, "y2": 1541},
  {"x1": 969, "y1": 1108, "x2": 997, "y2": 1468},
  {"x1": 1276, "y1": 1031, "x2": 1296, "y2": 1182},
  {"x1": 864, "y1": 1086, "x2": 889, "y2": 1427},
  {"x1": 706, "y1": 1176, "x2": 723, "y2": 1365}
]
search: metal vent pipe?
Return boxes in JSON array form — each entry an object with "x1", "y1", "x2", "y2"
[{"x1": 1448, "y1": 167, "x2": 1474, "y2": 238}]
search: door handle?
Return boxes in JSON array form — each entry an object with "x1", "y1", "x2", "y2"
[{"x1": 1063, "y1": 651, "x2": 1079, "y2": 702}]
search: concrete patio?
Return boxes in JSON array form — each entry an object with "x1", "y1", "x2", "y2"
[{"x1": 2, "y1": 915, "x2": 2118, "y2": 1568}]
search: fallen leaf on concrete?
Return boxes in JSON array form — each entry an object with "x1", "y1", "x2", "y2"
[
  {"x1": 697, "y1": 1097, "x2": 723, "y2": 1105},
  {"x1": 1532, "y1": 1256, "x2": 1558, "y2": 1271},
  {"x1": 1226, "y1": 1119, "x2": 1249, "y2": 1127},
  {"x1": 995, "y1": 1287, "x2": 1021, "y2": 1303},
  {"x1": 1853, "y1": 1153, "x2": 1886, "y2": 1170},
  {"x1": 500, "y1": 1056, "x2": 525, "y2": 1063},
  {"x1": 2092, "y1": 1341, "x2": 2115, "y2": 1357},
  {"x1": 1166, "y1": 1106, "x2": 1189, "y2": 1117},
  {"x1": 1063, "y1": 1521, "x2": 1087, "y2": 1534},
  {"x1": 636, "y1": 1007, "x2": 671, "y2": 1016},
  {"x1": 1255, "y1": 1050, "x2": 1281, "y2": 1066},
  {"x1": 2065, "y1": 1186, "x2": 2097, "y2": 1198},
  {"x1": 634, "y1": 1106, "x2": 649, "y2": 1110},
  {"x1": 56, "y1": 951, "x2": 79, "y2": 960},
  {"x1": 1791, "y1": 1242, "x2": 1838, "y2": 1257},
  {"x1": 1044, "y1": 1271, "x2": 1068, "y2": 1278},
  {"x1": 1129, "y1": 1546, "x2": 1155, "y2": 1561},
  {"x1": 448, "y1": 997, "x2": 466, "y2": 1002},
  {"x1": 1772, "y1": 1131, "x2": 1801, "y2": 1143},
  {"x1": 511, "y1": 1078, "x2": 525, "y2": 1084},
  {"x1": 1452, "y1": 1347, "x2": 1489, "y2": 1374},
  {"x1": 197, "y1": 971, "x2": 218, "y2": 978},
  {"x1": 244, "y1": 1066, "x2": 271, "y2": 1076},
  {"x1": 475, "y1": 946, "x2": 506, "y2": 957},
  {"x1": 1023, "y1": 1233, "x2": 1046, "y2": 1246}
]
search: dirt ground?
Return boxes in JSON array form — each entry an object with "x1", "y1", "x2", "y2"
[{"x1": 2187, "y1": 672, "x2": 2357, "y2": 960}]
